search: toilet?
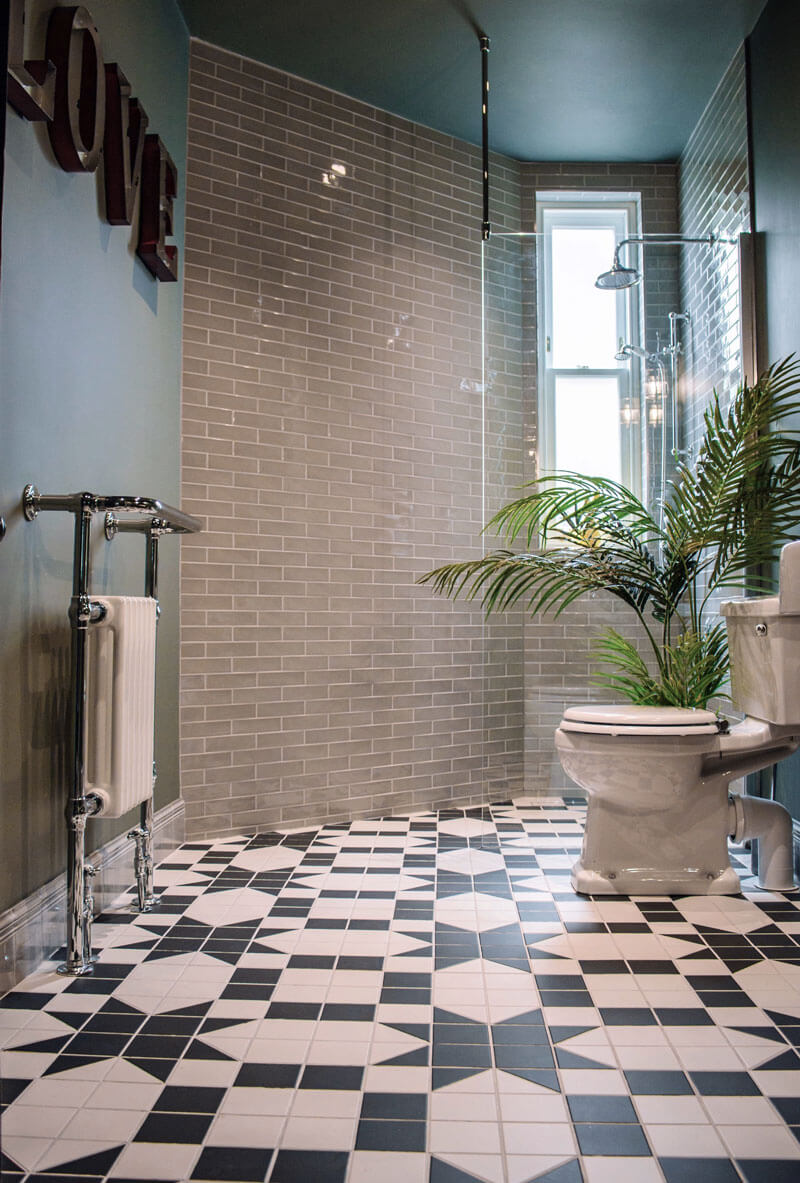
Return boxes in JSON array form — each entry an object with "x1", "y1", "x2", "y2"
[{"x1": 555, "y1": 540, "x2": 800, "y2": 895}]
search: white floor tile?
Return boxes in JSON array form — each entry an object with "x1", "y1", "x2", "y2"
[
  {"x1": 645, "y1": 1122, "x2": 728, "y2": 1156},
  {"x1": 719, "y1": 1122, "x2": 800, "y2": 1158}
]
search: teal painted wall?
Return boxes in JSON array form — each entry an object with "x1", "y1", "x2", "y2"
[
  {"x1": 748, "y1": 0, "x2": 800, "y2": 822},
  {"x1": 0, "y1": 0, "x2": 189, "y2": 915}
]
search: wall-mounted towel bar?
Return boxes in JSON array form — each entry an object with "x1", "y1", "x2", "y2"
[
  {"x1": 23, "y1": 486, "x2": 202, "y2": 534},
  {"x1": 22, "y1": 485, "x2": 201, "y2": 975}
]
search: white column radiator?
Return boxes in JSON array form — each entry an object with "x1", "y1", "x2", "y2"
[{"x1": 84, "y1": 596, "x2": 158, "y2": 818}]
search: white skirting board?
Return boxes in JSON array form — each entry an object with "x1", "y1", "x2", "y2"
[{"x1": 0, "y1": 799, "x2": 185, "y2": 993}]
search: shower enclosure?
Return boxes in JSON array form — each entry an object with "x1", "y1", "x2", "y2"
[{"x1": 480, "y1": 224, "x2": 746, "y2": 793}]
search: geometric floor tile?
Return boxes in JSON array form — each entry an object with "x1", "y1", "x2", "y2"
[{"x1": 2, "y1": 796, "x2": 800, "y2": 1183}]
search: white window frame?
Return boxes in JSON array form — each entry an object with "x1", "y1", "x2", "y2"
[{"x1": 536, "y1": 193, "x2": 643, "y2": 497}]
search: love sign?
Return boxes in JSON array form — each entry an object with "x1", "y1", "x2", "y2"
[{"x1": 7, "y1": 0, "x2": 179, "y2": 282}]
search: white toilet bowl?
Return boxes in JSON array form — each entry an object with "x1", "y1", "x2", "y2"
[{"x1": 555, "y1": 541, "x2": 800, "y2": 896}]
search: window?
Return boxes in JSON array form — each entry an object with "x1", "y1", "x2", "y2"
[{"x1": 537, "y1": 194, "x2": 642, "y2": 494}]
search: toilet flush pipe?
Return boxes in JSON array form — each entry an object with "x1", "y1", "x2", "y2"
[{"x1": 728, "y1": 792, "x2": 796, "y2": 891}]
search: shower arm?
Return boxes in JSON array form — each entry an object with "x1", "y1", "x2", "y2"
[{"x1": 612, "y1": 233, "x2": 731, "y2": 270}]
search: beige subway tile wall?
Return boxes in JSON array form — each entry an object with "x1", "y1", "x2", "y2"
[{"x1": 180, "y1": 41, "x2": 525, "y2": 839}]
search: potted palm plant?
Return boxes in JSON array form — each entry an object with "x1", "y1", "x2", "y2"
[{"x1": 419, "y1": 358, "x2": 800, "y2": 710}]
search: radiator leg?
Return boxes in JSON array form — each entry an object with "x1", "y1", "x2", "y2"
[
  {"x1": 81, "y1": 863, "x2": 99, "y2": 966},
  {"x1": 128, "y1": 794, "x2": 157, "y2": 912},
  {"x1": 142, "y1": 792, "x2": 157, "y2": 909},
  {"x1": 59, "y1": 797, "x2": 100, "y2": 975}
]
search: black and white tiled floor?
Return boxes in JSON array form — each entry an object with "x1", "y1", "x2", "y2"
[{"x1": 3, "y1": 797, "x2": 800, "y2": 1183}]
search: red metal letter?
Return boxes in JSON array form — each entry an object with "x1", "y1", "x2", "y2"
[
  {"x1": 103, "y1": 64, "x2": 149, "y2": 226},
  {"x1": 137, "y1": 135, "x2": 179, "y2": 283},
  {"x1": 7, "y1": 0, "x2": 55, "y2": 121},
  {"x1": 46, "y1": 5, "x2": 106, "y2": 173}
]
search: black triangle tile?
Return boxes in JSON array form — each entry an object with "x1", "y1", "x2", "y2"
[
  {"x1": 124, "y1": 1056, "x2": 175, "y2": 1081},
  {"x1": 43, "y1": 1011, "x2": 87, "y2": 1030},
  {"x1": 755, "y1": 1049, "x2": 800, "y2": 1071},
  {"x1": 501, "y1": 1067, "x2": 560, "y2": 1090},
  {"x1": 99, "y1": 999, "x2": 147, "y2": 1016},
  {"x1": 526, "y1": 950, "x2": 570, "y2": 961},
  {"x1": 14, "y1": 1035, "x2": 72, "y2": 1054},
  {"x1": 766, "y1": 1010, "x2": 800, "y2": 1027},
  {"x1": 434, "y1": 1009, "x2": 487, "y2": 1028},
  {"x1": 483, "y1": 953, "x2": 531, "y2": 971},
  {"x1": 202, "y1": 950, "x2": 242, "y2": 965},
  {"x1": 435, "y1": 955, "x2": 479, "y2": 971},
  {"x1": 378, "y1": 1046, "x2": 430, "y2": 1067},
  {"x1": 199, "y1": 1016, "x2": 253, "y2": 1034},
  {"x1": 729, "y1": 1025, "x2": 788, "y2": 1045},
  {"x1": 395, "y1": 930, "x2": 433, "y2": 943},
  {"x1": 523, "y1": 1159, "x2": 583, "y2": 1183},
  {"x1": 144, "y1": 947, "x2": 185, "y2": 962},
  {"x1": 0, "y1": 1079, "x2": 30, "y2": 1106},
  {"x1": 44, "y1": 1053, "x2": 109, "y2": 1076},
  {"x1": 183, "y1": 1039, "x2": 236, "y2": 1061},
  {"x1": 493, "y1": 1009, "x2": 543, "y2": 1027},
  {"x1": 718, "y1": 956, "x2": 763, "y2": 971},
  {"x1": 385, "y1": 1021, "x2": 430, "y2": 1042},
  {"x1": 473, "y1": 885, "x2": 514, "y2": 901},
  {"x1": 113, "y1": 936, "x2": 158, "y2": 950},
  {"x1": 548, "y1": 1025, "x2": 596, "y2": 1043},
  {"x1": 40, "y1": 1145, "x2": 123, "y2": 1175},
  {"x1": 432, "y1": 1066, "x2": 487, "y2": 1089},
  {"x1": 163, "y1": 1001, "x2": 212, "y2": 1018},
  {"x1": 555, "y1": 1049, "x2": 609, "y2": 1070}
]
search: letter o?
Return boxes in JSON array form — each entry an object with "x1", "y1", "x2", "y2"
[{"x1": 46, "y1": 6, "x2": 106, "y2": 172}]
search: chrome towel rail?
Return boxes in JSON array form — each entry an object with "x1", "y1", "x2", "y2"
[
  {"x1": 23, "y1": 486, "x2": 202, "y2": 534},
  {"x1": 103, "y1": 512, "x2": 194, "y2": 910},
  {"x1": 22, "y1": 485, "x2": 201, "y2": 975}
]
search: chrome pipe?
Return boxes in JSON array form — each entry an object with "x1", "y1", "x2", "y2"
[
  {"x1": 61, "y1": 501, "x2": 100, "y2": 974},
  {"x1": 23, "y1": 485, "x2": 201, "y2": 956},
  {"x1": 81, "y1": 863, "x2": 99, "y2": 966},
  {"x1": 107, "y1": 516, "x2": 164, "y2": 912},
  {"x1": 25, "y1": 487, "x2": 202, "y2": 534},
  {"x1": 479, "y1": 33, "x2": 490, "y2": 242},
  {"x1": 128, "y1": 810, "x2": 156, "y2": 911}
]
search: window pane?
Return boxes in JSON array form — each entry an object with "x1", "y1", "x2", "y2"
[
  {"x1": 554, "y1": 375, "x2": 622, "y2": 481},
  {"x1": 551, "y1": 226, "x2": 620, "y2": 369}
]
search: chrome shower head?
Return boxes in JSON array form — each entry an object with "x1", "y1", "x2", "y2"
[
  {"x1": 596, "y1": 257, "x2": 642, "y2": 290},
  {"x1": 596, "y1": 233, "x2": 736, "y2": 293},
  {"x1": 615, "y1": 343, "x2": 648, "y2": 361}
]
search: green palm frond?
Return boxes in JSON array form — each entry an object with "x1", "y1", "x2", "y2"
[
  {"x1": 417, "y1": 548, "x2": 661, "y2": 619},
  {"x1": 593, "y1": 624, "x2": 730, "y2": 709},
  {"x1": 591, "y1": 629, "x2": 663, "y2": 705},
  {"x1": 663, "y1": 357, "x2": 800, "y2": 564},
  {"x1": 488, "y1": 472, "x2": 661, "y2": 549},
  {"x1": 418, "y1": 357, "x2": 800, "y2": 709}
]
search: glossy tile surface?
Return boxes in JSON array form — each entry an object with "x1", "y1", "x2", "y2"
[{"x1": 2, "y1": 797, "x2": 800, "y2": 1182}]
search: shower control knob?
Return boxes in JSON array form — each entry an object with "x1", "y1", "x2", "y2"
[{"x1": 755, "y1": 623, "x2": 768, "y2": 637}]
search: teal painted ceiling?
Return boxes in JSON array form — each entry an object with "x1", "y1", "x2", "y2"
[{"x1": 174, "y1": 0, "x2": 768, "y2": 161}]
